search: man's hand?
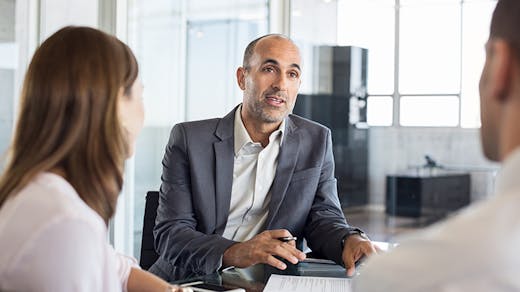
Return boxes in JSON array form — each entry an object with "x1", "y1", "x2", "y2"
[
  {"x1": 342, "y1": 235, "x2": 380, "y2": 277},
  {"x1": 223, "y1": 229, "x2": 306, "y2": 270}
]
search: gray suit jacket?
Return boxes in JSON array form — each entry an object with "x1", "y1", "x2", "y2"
[{"x1": 150, "y1": 105, "x2": 359, "y2": 281}]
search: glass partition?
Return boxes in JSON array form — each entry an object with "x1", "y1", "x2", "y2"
[{"x1": 0, "y1": 0, "x2": 16, "y2": 169}]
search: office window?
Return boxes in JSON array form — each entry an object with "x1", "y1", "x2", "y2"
[
  {"x1": 461, "y1": 0, "x2": 496, "y2": 128},
  {"x1": 333, "y1": 0, "x2": 497, "y2": 127},
  {"x1": 400, "y1": 96, "x2": 459, "y2": 127},
  {"x1": 336, "y1": 0, "x2": 394, "y2": 126},
  {"x1": 367, "y1": 96, "x2": 393, "y2": 127},
  {"x1": 0, "y1": 0, "x2": 16, "y2": 169},
  {"x1": 337, "y1": 0, "x2": 394, "y2": 95},
  {"x1": 290, "y1": 0, "x2": 343, "y2": 95},
  {"x1": 127, "y1": 0, "x2": 268, "y2": 260},
  {"x1": 399, "y1": 2, "x2": 460, "y2": 94}
]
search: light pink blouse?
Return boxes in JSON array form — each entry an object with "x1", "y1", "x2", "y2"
[{"x1": 0, "y1": 172, "x2": 138, "y2": 291}]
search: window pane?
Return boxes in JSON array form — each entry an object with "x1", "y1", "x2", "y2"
[
  {"x1": 400, "y1": 96, "x2": 459, "y2": 127},
  {"x1": 0, "y1": 45, "x2": 15, "y2": 162},
  {"x1": 0, "y1": 0, "x2": 16, "y2": 168},
  {"x1": 128, "y1": 0, "x2": 186, "y2": 127},
  {"x1": 291, "y1": 0, "x2": 339, "y2": 45},
  {"x1": 337, "y1": 0, "x2": 394, "y2": 94},
  {"x1": 399, "y1": 3, "x2": 461, "y2": 94},
  {"x1": 291, "y1": 0, "x2": 342, "y2": 94},
  {"x1": 460, "y1": 1, "x2": 497, "y2": 128},
  {"x1": 128, "y1": 0, "x2": 186, "y2": 260},
  {"x1": 186, "y1": 0, "x2": 268, "y2": 121},
  {"x1": 401, "y1": 0, "x2": 460, "y2": 5},
  {"x1": 367, "y1": 96, "x2": 393, "y2": 126}
]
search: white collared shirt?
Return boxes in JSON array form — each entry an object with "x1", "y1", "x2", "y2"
[
  {"x1": 353, "y1": 148, "x2": 520, "y2": 292},
  {"x1": 222, "y1": 105, "x2": 285, "y2": 242},
  {"x1": 0, "y1": 172, "x2": 138, "y2": 292}
]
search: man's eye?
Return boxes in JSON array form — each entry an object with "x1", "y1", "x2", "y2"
[
  {"x1": 263, "y1": 67, "x2": 274, "y2": 72},
  {"x1": 289, "y1": 72, "x2": 299, "y2": 78}
]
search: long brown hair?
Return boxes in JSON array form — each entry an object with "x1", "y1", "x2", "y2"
[{"x1": 0, "y1": 26, "x2": 138, "y2": 223}]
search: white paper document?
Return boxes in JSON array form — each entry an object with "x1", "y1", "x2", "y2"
[{"x1": 263, "y1": 274, "x2": 351, "y2": 292}]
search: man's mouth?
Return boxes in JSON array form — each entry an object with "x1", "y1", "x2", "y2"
[{"x1": 265, "y1": 95, "x2": 285, "y2": 105}]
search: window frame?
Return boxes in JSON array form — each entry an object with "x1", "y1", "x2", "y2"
[{"x1": 341, "y1": 0, "x2": 497, "y2": 128}]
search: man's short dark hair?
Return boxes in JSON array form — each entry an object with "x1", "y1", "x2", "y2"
[
  {"x1": 490, "y1": 0, "x2": 520, "y2": 62},
  {"x1": 242, "y1": 34, "x2": 292, "y2": 69}
]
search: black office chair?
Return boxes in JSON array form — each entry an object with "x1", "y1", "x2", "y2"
[{"x1": 140, "y1": 191, "x2": 160, "y2": 270}]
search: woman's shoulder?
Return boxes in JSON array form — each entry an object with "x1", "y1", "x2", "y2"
[
  {"x1": 10, "y1": 172, "x2": 104, "y2": 225},
  {"x1": 0, "y1": 172, "x2": 107, "y2": 266},
  {"x1": 0, "y1": 172, "x2": 114, "y2": 290}
]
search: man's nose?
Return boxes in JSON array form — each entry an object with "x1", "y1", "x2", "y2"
[{"x1": 272, "y1": 74, "x2": 288, "y2": 91}]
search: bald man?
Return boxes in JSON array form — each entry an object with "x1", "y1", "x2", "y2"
[
  {"x1": 354, "y1": 0, "x2": 520, "y2": 291},
  {"x1": 151, "y1": 34, "x2": 378, "y2": 281}
]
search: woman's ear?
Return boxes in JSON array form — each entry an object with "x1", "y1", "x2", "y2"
[{"x1": 236, "y1": 67, "x2": 246, "y2": 90}]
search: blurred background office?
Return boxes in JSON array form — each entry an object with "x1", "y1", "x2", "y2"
[{"x1": 0, "y1": 0, "x2": 499, "y2": 262}]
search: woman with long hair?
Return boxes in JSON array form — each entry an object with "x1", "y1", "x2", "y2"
[{"x1": 0, "y1": 26, "x2": 188, "y2": 292}]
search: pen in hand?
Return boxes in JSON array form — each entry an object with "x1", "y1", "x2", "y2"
[
  {"x1": 277, "y1": 236, "x2": 297, "y2": 242},
  {"x1": 276, "y1": 236, "x2": 306, "y2": 265}
]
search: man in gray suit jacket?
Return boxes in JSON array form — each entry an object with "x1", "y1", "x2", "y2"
[{"x1": 150, "y1": 34, "x2": 378, "y2": 281}]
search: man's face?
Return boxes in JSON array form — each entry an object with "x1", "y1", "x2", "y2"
[
  {"x1": 237, "y1": 37, "x2": 302, "y2": 125},
  {"x1": 479, "y1": 41, "x2": 501, "y2": 161}
]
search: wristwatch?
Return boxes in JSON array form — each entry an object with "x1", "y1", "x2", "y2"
[{"x1": 341, "y1": 229, "x2": 370, "y2": 249}]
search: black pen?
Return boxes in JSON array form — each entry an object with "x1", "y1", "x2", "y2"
[{"x1": 277, "y1": 236, "x2": 297, "y2": 242}]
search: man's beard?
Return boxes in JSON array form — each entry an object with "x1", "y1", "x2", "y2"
[{"x1": 249, "y1": 99, "x2": 287, "y2": 124}]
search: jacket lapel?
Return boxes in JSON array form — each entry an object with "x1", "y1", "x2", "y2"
[
  {"x1": 213, "y1": 106, "x2": 238, "y2": 234},
  {"x1": 266, "y1": 117, "x2": 300, "y2": 228}
]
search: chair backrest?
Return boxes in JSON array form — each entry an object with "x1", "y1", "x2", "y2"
[{"x1": 140, "y1": 191, "x2": 160, "y2": 270}]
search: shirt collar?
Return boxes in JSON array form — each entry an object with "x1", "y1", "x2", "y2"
[{"x1": 233, "y1": 104, "x2": 285, "y2": 156}]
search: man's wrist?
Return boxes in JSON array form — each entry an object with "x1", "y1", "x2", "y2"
[
  {"x1": 341, "y1": 229, "x2": 370, "y2": 249},
  {"x1": 222, "y1": 241, "x2": 240, "y2": 268}
]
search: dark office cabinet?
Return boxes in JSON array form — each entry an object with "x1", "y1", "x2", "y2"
[
  {"x1": 293, "y1": 46, "x2": 368, "y2": 207},
  {"x1": 385, "y1": 174, "x2": 471, "y2": 217}
]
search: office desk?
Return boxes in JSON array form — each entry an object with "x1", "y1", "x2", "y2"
[
  {"x1": 386, "y1": 173, "x2": 470, "y2": 217},
  {"x1": 172, "y1": 262, "x2": 350, "y2": 292}
]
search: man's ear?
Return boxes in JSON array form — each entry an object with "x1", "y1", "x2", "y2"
[
  {"x1": 490, "y1": 40, "x2": 513, "y2": 102},
  {"x1": 236, "y1": 67, "x2": 246, "y2": 90}
]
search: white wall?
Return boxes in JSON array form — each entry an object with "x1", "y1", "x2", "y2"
[{"x1": 368, "y1": 127, "x2": 499, "y2": 205}]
